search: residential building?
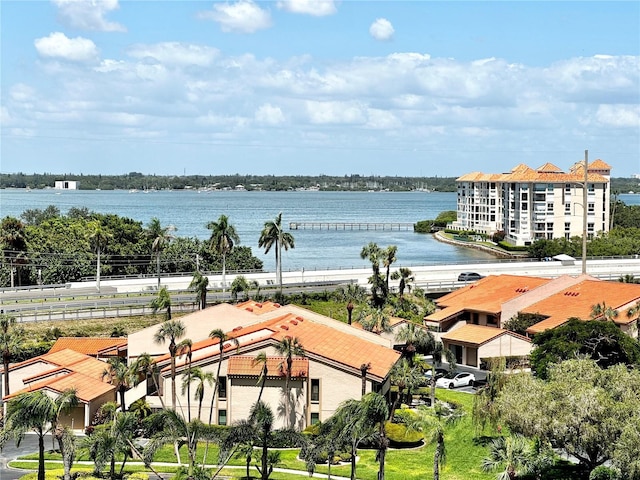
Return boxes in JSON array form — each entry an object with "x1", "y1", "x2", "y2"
[
  {"x1": 425, "y1": 274, "x2": 640, "y2": 367},
  {"x1": 449, "y1": 160, "x2": 611, "y2": 246},
  {"x1": 54, "y1": 180, "x2": 79, "y2": 190},
  {"x1": 125, "y1": 302, "x2": 401, "y2": 429},
  {"x1": 1, "y1": 348, "x2": 116, "y2": 430}
]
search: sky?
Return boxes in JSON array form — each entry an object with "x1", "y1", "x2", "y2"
[{"x1": 1, "y1": 1, "x2": 639, "y2": 177}]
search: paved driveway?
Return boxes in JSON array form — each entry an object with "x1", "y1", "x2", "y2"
[{"x1": 0, "y1": 433, "x2": 42, "y2": 480}]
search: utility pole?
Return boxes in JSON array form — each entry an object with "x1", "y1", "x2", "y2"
[{"x1": 582, "y1": 150, "x2": 588, "y2": 275}]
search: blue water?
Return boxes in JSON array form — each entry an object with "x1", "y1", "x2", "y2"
[{"x1": 1, "y1": 190, "x2": 638, "y2": 271}]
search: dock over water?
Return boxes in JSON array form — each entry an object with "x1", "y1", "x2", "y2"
[{"x1": 289, "y1": 222, "x2": 415, "y2": 231}]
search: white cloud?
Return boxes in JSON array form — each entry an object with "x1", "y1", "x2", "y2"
[
  {"x1": 0, "y1": 106, "x2": 12, "y2": 125},
  {"x1": 198, "y1": 1, "x2": 272, "y2": 33},
  {"x1": 369, "y1": 18, "x2": 394, "y2": 41},
  {"x1": 255, "y1": 103, "x2": 285, "y2": 125},
  {"x1": 34, "y1": 32, "x2": 99, "y2": 62},
  {"x1": 595, "y1": 104, "x2": 640, "y2": 128},
  {"x1": 10, "y1": 84, "x2": 37, "y2": 103},
  {"x1": 127, "y1": 43, "x2": 219, "y2": 67},
  {"x1": 52, "y1": 0, "x2": 126, "y2": 32},
  {"x1": 306, "y1": 100, "x2": 366, "y2": 124},
  {"x1": 277, "y1": 0, "x2": 337, "y2": 16}
]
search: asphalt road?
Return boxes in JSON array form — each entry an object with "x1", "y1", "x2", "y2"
[{"x1": 0, "y1": 433, "x2": 41, "y2": 480}]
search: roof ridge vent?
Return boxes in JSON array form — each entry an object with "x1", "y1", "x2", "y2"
[
  {"x1": 280, "y1": 325, "x2": 289, "y2": 330},
  {"x1": 289, "y1": 320, "x2": 298, "y2": 325}
]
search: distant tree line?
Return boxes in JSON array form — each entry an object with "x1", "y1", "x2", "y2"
[
  {"x1": 0, "y1": 206, "x2": 263, "y2": 287},
  {"x1": 0, "y1": 172, "x2": 458, "y2": 192}
]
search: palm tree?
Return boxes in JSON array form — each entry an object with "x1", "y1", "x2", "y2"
[
  {"x1": 388, "y1": 358, "x2": 423, "y2": 419},
  {"x1": 79, "y1": 410, "x2": 139, "y2": 480},
  {"x1": 88, "y1": 220, "x2": 112, "y2": 293},
  {"x1": 147, "y1": 217, "x2": 175, "y2": 288},
  {"x1": 54, "y1": 424, "x2": 76, "y2": 480},
  {"x1": 590, "y1": 301, "x2": 619, "y2": 322},
  {"x1": 275, "y1": 336, "x2": 305, "y2": 429},
  {"x1": 335, "y1": 283, "x2": 367, "y2": 325},
  {"x1": 360, "y1": 362, "x2": 371, "y2": 397},
  {"x1": 253, "y1": 351, "x2": 269, "y2": 404},
  {"x1": 249, "y1": 400, "x2": 282, "y2": 480},
  {"x1": 382, "y1": 245, "x2": 398, "y2": 291},
  {"x1": 183, "y1": 367, "x2": 214, "y2": 421},
  {"x1": 0, "y1": 217, "x2": 28, "y2": 287},
  {"x1": 325, "y1": 398, "x2": 371, "y2": 480},
  {"x1": 391, "y1": 267, "x2": 414, "y2": 298},
  {"x1": 360, "y1": 392, "x2": 389, "y2": 480},
  {"x1": 1, "y1": 313, "x2": 24, "y2": 397},
  {"x1": 395, "y1": 322, "x2": 434, "y2": 365},
  {"x1": 207, "y1": 214, "x2": 240, "y2": 292},
  {"x1": 0, "y1": 389, "x2": 79, "y2": 480},
  {"x1": 102, "y1": 357, "x2": 135, "y2": 412},
  {"x1": 177, "y1": 338, "x2": 193, "y2": 420},
  {"x1": 189, "y1": 271, "x2": 209, "y2": 310},
  {"x1": 359, "y1": 307, "x2": 392, "y2": 335},
  {"x1": 406, "y1": 404, "x2": 463, "y2": 480},
  {"x1": 482, "y1": 434, "x2": 542, "y2": 480},
  {"x1": 360, "y1": 242, "x2": 388, "y2": 307},
  {"x1": 203, "y1": 329, "x2": 239, "y2": 465},
  {"x1": 150, "y1": 286, "x2": 172, "y2": 320},
  {"x1": 258, "y1": 212, "x2": 295, "y2": 292},
  {"x1": 153, "y1": 319, "x2": 186, "y2": 410}
]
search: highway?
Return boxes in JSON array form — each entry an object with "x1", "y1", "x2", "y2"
[{"x1": 1, "y1": 257, "x2": 639, "y2": 322}]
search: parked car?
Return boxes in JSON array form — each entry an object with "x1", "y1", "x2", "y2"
[
  {"x1": 457, "y1": 272, "x2": 484, "y2": 282},
  {"x1": 424, "y1": 368, "x2": 448, "y2": 382},
  {"x1": 436, "y1": 371, "x2": 476, "y2": 389}
]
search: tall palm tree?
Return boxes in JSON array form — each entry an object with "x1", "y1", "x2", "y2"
[
  {"x1": 258, "y1": 212, "x2": 295, "y2": 292},
  {"x1": 590, "y1": 301, "x2": 619, "y2": 322},
  {"x1": 360, "y1": 242, "x2": 387, "y2": 307},
  {"x1": 177, "y1": 338, "x2": 193, "y2": 420},
  {"x1": 1, "y1": 313, "x2": 24, "y2": 397},
  {"x1": 382, "y1": 245, "x2": 398, "y2": 291},
  {"x1": 1, "y1": 389, "x2": 79, "y2": 480},
  {"x1": 406, "y1": 404, "x2": 463, "y2": 480},
  {"x1": 231, "y1": 275, "x2": 259, "y2": 301},
  {"x1": 0, "y1": 217, "x2": 28, "y2": 287},
  {"x1": 203, "y1": 329, "x2": 239, "y2": 465},
  {"x1": 326, "y1": 398, "x2": 372, "y2": 480},
  {"x1": 360, "y1": 392, "x2": 389, "y2": 480},
  {"x1": 183, "y1": 367, "x2": 214, "y2": 421},
  {"x1": 249, "y1": 400, "x2": 286, "y2": 480},
  {"x1": 150, "y1": 286, "x2": 172, "y2": 320},
  {"x1": 147, "y1": 217, "x2": 175, "y2": 288},
  {"x1": 335, "y1": 283, "x2": 367, "y2": 325},
  {"x1": 102, "y1": 357, "x2": 135, "y2": 412},
  {"x1": 359, "y1": 307, "x2": 392, "y2": 335},
  {"x1": 131, "y1": 353, "x2": 166, "y2": 409},
  {"x1": 275, "y1": 336, "x2": 305, "y2": 429},
  {"x1": 153, "y1": 319, "x2": 186, "y2": 410},
  {"x1": 252, "y1": 351, "x2": 269, "y2": 404},
  {"x1": 360, "y1": 362, "x2": 371, "y2": 397},
  {"x1": 391, "y1": 267, "x2": 414, "y2": 298},
  {"x1": 189, "y1": 271, "x2": 209, "y2": 310},
  {"x1": 207, "y1": 214, "x2": 240, "y2": 292},
  {"x1": 88, "y1": 220, "x2": 113, "y2": 293}
]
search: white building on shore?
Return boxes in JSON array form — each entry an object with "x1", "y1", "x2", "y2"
[
  {"x1": 54, "y1": 180, "x2": 79, "y2": 190},
  {"x1": 449, "y1": 160, "x2": 611, "y2": 246}
]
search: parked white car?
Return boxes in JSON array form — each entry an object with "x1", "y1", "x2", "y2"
[{"x1": 436, "y1": 372, "x2": 476, "y2": 389}]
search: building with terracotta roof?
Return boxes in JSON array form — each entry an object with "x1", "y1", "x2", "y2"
[
  {"x1": 125, "y1": 302, "x2": 401, "y2": 429},
  {"x1": 1, "y1": 348, "x2": 116, "y2": 429},
  {"x1": 48, "y1": 337, "x2": 127, "y2": 359},
  {"x1": 424, "y1": 274, "x2": 640, "y2": 367},
  {"x1": 449, "y1": 160, "x2": 611, "y2": 246}
]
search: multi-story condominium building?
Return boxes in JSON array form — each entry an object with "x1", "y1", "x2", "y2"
[{"x1": 449, "y1": 160, "x2": 611, "y2": 246}]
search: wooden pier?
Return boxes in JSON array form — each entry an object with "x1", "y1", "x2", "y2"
[{"x1": 289, "y1": 222, "x2": 415, "y2": 231}]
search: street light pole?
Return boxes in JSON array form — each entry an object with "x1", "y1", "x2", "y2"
[{"x1": 582, "y1": 150, "x2": 588, "y2": 275}]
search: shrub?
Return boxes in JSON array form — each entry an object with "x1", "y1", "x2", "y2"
[
  {"x1": 589, "y1": 466, "x2": 620, "y2": 480},
  {"x1": 385, "y1": 421, "x2": 423, "y2": 448}
]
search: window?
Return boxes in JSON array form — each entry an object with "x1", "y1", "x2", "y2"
[
  {"x1": 521, "y1": 203, "x2": 528, "y2": 211},
  {"x1": 588, "y1": 223, "x2": 595, "y2": 232},
  {"x1": 565, "y1": 222, "x2": 570, "y2": 231},
  {"x1": 547, "y1": 203, "x2": 554, "y2": 213},
  {"x1": 547, "y1": 223, "x2": 553, "y2": 231},
  {"x1": 588, "y1": 183, "x2": 595, "y2": 192},
  {"x1": 521, "y1": 192, "x2": 528, "y2": 201},
  {"x1": 310, "y1": 413, "x2": 320, "y2": 425},
  {"x1": 218, "y1": 376, "x2": 227, "y2": 399},
  {"x1": 565, "y1": 184, "x2": 571, "y2": 193},
  {"x1": 565, "y1": 203, "x2": 571, "y2": 214},
  {"x1": 218, "y1": 409, "x2": 227, "y2": 426},
  {"x1": 588, "y1": 203, "x2": 595, "y2": 214},
  {"x1": 311, "y1": 379, "x2": 320, "y2": 402}
]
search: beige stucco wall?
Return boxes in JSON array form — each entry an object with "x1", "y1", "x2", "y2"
[
  {"x1": 479, "y1": 335, "x2": 532, "y2": 359},
  {"x1": 2, "y1": 361, "x2": 57, "y2": 398}
]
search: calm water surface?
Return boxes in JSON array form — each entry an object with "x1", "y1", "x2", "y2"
[{"x1": 1, "y1": 190, "x2": 638, "y2": 272}]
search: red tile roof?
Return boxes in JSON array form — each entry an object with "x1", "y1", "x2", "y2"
[
  {"x1": 525, "y1": 280, "x2": 640, "y2": 334},
  {"x1": 49, "y1": 337, "x2": 127, "y2": 356},
  {"x1": 236, "y1": 300, "x2": 282, "y2": 314}
]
